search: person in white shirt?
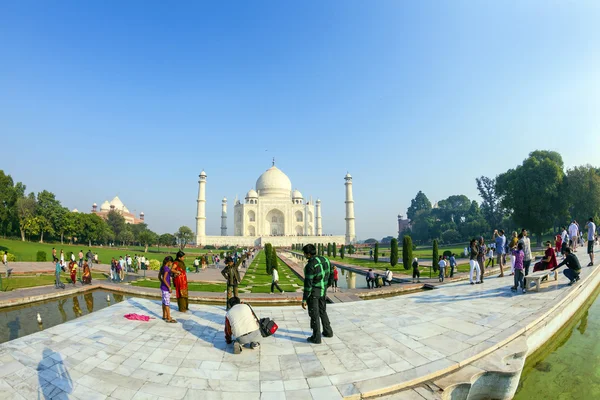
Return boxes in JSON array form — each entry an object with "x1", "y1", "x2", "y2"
[
  {"x1": 383, "y1": 268, "x2": 393, "y2": 286},
  {"x1": 126, "y1": 255, "x2": 132, "y2": 272},
  {"x1": 194, "y1": 258, "x2": 200, "y2": 273},
  {"x1": 70, "y1": 252, "x2": 75, "y2": 262},
  {"x1": 224, "y1": 297, "x2": 262, "y2": 354},
  {"x1": 270, "y1": 267, "x2": 284, "y2": 294},
  {"x1": 560, "y1": 226, "x2": 569, "y2": 255},
  {"x1": 2, "y1": 251, "x2": 8, "y2": 278},
  {"x1": 586, "y1": 218, "x2": 596, "y2": 266},
  {"x1": 568, "y1": 221, "x2": 579, "y2": 251}
]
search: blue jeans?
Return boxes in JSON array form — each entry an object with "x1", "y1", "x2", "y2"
[
  {"x1": 439, "y1": 267, "x2": 445, "y2": 281},
  {"x1": 564, "y1": 269, "x2": 579, "y2": 282},
  {"x1": 55, "y1": 271, "x2": 65, "y2": 288}
]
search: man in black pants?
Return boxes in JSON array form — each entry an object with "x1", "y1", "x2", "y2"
[
  {"x1": 552, "y1": 247, "x2": 582, "y2": 286},
  {"x1": 301, "y1": 244, "x2": 334, "y2": 344}
]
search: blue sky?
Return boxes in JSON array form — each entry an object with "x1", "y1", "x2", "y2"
[{"x1": 1, "y1": 1, "x2": 599, "y2": 240}]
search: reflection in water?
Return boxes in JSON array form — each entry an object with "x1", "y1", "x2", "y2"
[
  {"x1": 58, "y1": 299, "x2": 67, "y2": 323},
  {"x1": 84, "y1": 292, "x2": 94, "y2": 314},
  {"x1": 7, "y1": 316, "x2": 20, "y2": 341},
  {"x1": 39, "y1": 348, "x2": 72, "y2": 399},
  {"x1": 113, "y1": 293, "x2": 124, "y2": 303},
  {"x1": 346, "y1": 271, "x2": 356, "y2": 289},
  {"x1": 72, "y1": 297, "x2": 82, "y2": 317},
  {"x1": 0, "y1": 290, "x2": 127, "y2": 344},
  {"x1": 577, "y1": 310, "x2": 588, "y2": 335}
]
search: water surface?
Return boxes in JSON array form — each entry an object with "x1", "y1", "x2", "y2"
[{"x1": 515, "y1": 285, "x2": 600, "y2": 399}]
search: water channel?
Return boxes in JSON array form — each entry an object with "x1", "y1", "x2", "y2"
[
  {"x1": 514, "y1": 284, "x2": 600, "y2": 399},
  {"x1": 0, "y1": 290, "x2": 128, "y2": 344}
]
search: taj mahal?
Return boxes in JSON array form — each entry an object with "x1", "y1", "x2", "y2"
[{"x1": 194, "y1": 162, "x2": 355, "y2": 247}]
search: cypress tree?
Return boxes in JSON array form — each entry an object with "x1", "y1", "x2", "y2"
[
  {"x1": 402, "y1": 235, "x2": 413, "y2": 270},
  {"x1": 390, "y1": 238, "x2": 398, "y2": 267},
  {"x1": 271, "y1": 245, "x2": 278, "y2": 272},
  {"x1": 340, "y1": 245, "x2": 345, "y2": 259},
  {"x1": 333, "y1": 242, "x2": 337, "y2": 258},
  {"x1": 432, "y1": 239, "x2": 439, "y2": 273},
  {"x1": 327, "y1": 243, "x2": 332, "y2": 257},
  {"x1": 374, "y1": 242, "x2": 379, "y2": 263},
  {"x1": 265, "y1": 243, "x2": 273, "y2": 274}
]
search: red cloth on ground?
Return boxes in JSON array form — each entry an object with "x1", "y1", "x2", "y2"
[{"x1": 124, "y1": 313, "x2": 151, "y2": 321}]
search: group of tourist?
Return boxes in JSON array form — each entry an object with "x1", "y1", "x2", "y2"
[{"x1": 52, "y1": 248, "x2": 96, "y2": 289}]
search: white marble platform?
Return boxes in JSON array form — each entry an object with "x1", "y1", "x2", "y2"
[{"x1": 1, "y1": 248, "x2": 597, "y2": 399}]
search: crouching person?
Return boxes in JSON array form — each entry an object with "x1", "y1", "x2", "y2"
[{"x1": 225, "y1": 297, "x2": 261, "y2": 354}]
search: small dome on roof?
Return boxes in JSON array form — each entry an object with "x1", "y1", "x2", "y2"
[
  {"x1": 140, "y1": 211, "x2": 144, "y2": 215},
  {"x1": 316, "y1": 198, "x2": 321, "y2": 203},
  {"x1": 222, "y1": 197, "x2": 227, "y2": 202},
  {"x1": 93, "y1": 203, "x2": 97, "y2": 207},
  {"x1": 246, "y1": 189, "x2": 258, "y2": 198},
  {"x1": 292, "y1": 189, "x2": 303, "y2": 199},
  {"x1": 72, "y1": 208, "x2": 79, "y2": 213},
  {"x1": 345, "y1": 172, "x2": 352, "y2": 179},
  {"x1": 199, "y1": 170, "x2": 207, "y2": 177}
]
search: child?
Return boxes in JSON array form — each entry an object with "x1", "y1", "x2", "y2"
[
  {"x1": 555, "y1": 234, "x2": 562, "y2": 256},
  {"x1": 332, "y1": 266, "x2": 339, "y2": 292},
  {"x1": 54, "y1": 257, "x2": 65, "y2": 289},
  {"x1": 160, "y1": 256, "x2": 176, "y2": 323},
  {"x1": 511, "y1": 242, "x2": 525, "y2": 293}
]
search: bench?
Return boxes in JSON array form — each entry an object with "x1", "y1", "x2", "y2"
[{"x1": 524, "y1": 270, "x2": 558, "y2": 292}]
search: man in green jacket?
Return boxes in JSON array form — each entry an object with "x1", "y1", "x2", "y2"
[
  {"x1": 221, "y1": 256, "x2": 241, "y2": 309},
  {"x1": 302, "y1": 244, "x2": 334, "y2": 344}
]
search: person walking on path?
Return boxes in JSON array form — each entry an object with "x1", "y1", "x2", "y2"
[
  {"x1": 172, "y1": 251, "x2": 189, "y2": 312},
  {"x1": 469, "y1": 238, "x2": 481, "y2": 285},
  {"x1": 301, "y1": 244, "x2": 334, "y2": 344},
  {"x1": 82, "y1": 261, "x2": 92, "y2": 285},
  {"x1": 86, "y1": 249, "x2": 93, "y2": 266},
  {"x1": 60, "y1": 250, "x2": 64, "y2": 264},
  {"x1": 159, "y1": 256, "x2": 176, "y2": 323},
  {"x1": 332, "y1": 265, "x2": 340, "y2": 291},
  {"x1": 493, "y1": 229, "x2": 507, "y2": 277},
  {"x1": 54, "y1": 258, "x2": 65, "y2": 289},
  {"x1": 126, "y1": 255, "x2": 132, "y2": 273},
  {"x1": 569, "y1": 220, "x2": 579, "y2": 251},
  {"x1": 586, "y1": 218, "x2": 596, "y2": 266},
  {"x1": 221, "y1": 256, "x2": 241, "y2": 308},
  {"x1": 78, "y1": 250, "x2": 84, "y2": 269},
  {"x1": 519, "y1": 229, "x2": 533, "y2": 276},
  {"x1": 438, "y1": 256, "x2": 446, "y2": 282},
  {"x1": 449, "y1": 254, "x2": 457, "y2": 278},
  {"x1": 194, "y1": 257, "x2": 200, "y2": 273},
  {"x1": 560, "y1": 226, "x2": 569, "y2": 256},
  {"x1": 52, "y1": 248, "x2": 57, "y2": 261},
  {"x1": 486, "y1": 247, "x2": 494, "y2": 269},
  {"x1": 477, "y1": 237, "x2": 487, "y2": 282},
  {"x1": 511, "y1": 242, "x2": 525, "y2": 293},
  {"x1": 412, "y1": 257, "x2": 421, "y2": 283},
  {"x1": 2, "y1": 251, "x2": 8, "y2": 278},
  {"x1": 383, "y1": 267, "x2": 393, "y2": 286},
  {"x1": 225, "y1": 297, "x2": 261, "y2": 354},
  {"x1": 68, "y1": 260, "x2": 77, "y2": 285},
  {"x1": 118, "y1": 256, "x2": 125, "y2": 281},
  {"x1": 270, "y1": 266, "x2": 284, "y2": 294},
  {"x1": 552, "y1": 247, "x2": 582, "y2": 286}
]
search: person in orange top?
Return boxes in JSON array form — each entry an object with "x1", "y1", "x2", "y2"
[
  {"x1": 172, "y1": 250, "x2": 189, "y2": 312},
  {"x1": 68, "y1": 260, "x2": 77, "y2": 285},
  {"x1": 555, "y1": 234, "x2": 562, "y2": 256}
]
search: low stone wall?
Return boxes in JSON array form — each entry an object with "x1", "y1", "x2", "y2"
[{"x1": 200, "y1": 235, "x2": 345, "y2": 247}]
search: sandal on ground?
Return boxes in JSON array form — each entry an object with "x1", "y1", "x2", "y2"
[{"x1": 166, "y1": 319, "x2": 177, "y2": 323}]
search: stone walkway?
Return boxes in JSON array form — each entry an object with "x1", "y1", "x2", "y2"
[{"x1": 1, "y1": 246, "x2": 598, "y2": 399}]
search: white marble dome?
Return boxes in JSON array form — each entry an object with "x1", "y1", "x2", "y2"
[
  {"x1": 292, "y1": 189, "x2": 303, "y2": 199},
  {"x1": 246, "y1": 189, "x2": 258, "y2": 198},
  {"x1": 255, "y1": 166, "x2": 292, "y2": 198},
  {"x1": 110, "y1": 196, "x2": 125, "y2": 210},
  {"x1": 100, "y1": 201, "x2": 111, "y2": 211}
]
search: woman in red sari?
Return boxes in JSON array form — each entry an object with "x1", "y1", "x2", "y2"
[
  {"x1": 534, "y1": 241, "x2": 558, "y2": 278},
  {"x1": 555, "y1": 234, "x2": 562, "y2": 256},
  {"x1": 172, "y1": 250, "x2": 189, "y2": 312},
  {"x1": 68, "y1": 260, "x2": 77, "y2": 285}
]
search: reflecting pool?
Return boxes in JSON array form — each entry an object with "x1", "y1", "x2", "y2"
[
  {"x1": 514, "y1": 285, "x2": 600, "y2": 399},
  {"x1": 0, "y1": 290, "x2": 127, "y2": 344}
]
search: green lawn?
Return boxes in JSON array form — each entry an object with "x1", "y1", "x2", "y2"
[
  {"x1": 0, "y1": 238, "x2": 225, "y2": 264},
  {"x1": 0, "y1": 272, "x2": 106, "y2": 291},
  {"x1": 132, "y1": 250, "x2": 303, "y2": 294},
  {"x1": 329, "y1": 255, "x2": 472, "y2": 275}
]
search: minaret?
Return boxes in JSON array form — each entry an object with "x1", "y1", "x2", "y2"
[
  {"x1": 195, "y1": 171, "x2": 207, "y2": 245},
  {"x1": 221, "y1": 197, "x2": 227, "y2": 236},
  {"x1": 316, "y1": 199, "x2": 322, "y2": 236},
  {"x1": 344, "y1": 173, "x2": 356, "y2": 244}
]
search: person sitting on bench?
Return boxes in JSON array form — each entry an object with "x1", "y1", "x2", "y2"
[{"x1": 551, "y1": 247, "x2": 582, "y2": 286}]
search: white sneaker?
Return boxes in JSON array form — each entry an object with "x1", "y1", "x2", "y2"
[
  {"x1": 234, "y1": 342, "x2": 242, "y2": 354},
  {"x1": 281, "y1": 291, "x2": 285, "y2": 294},
  {"x1": 270, "y1": 292, "x2": 274, "y2": 295}
]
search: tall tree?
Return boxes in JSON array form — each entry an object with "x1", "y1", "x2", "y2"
[
  {"x1": 432, "y1": 239, "x2": 439, "y2": 272},
  {"x1": 0, "y1": 171, "x2": 21, "y2": 238},
  {"x1": 407, "y1": 191, "x2": 432, "y2": 221},
  {"x1": 36, "y1": 190, "x2": 62, "y2": 240},
  {"x1": 374, "y1": 242, "x2": 379, "y2": 263},
  {"x1": 332, "y1": 242, "x2": 337, "y2": 258},
  {"x1": 564, "y1": 165, "x2": 600, "y2": 224},
  {"x1": 476, "y1": 176, "x2": 505, "y2": 230},
  {"x1": 106, "y1": 210, "x2": 126, "y2": 238},
  {"x1": 138, "y1": 229, "x2": 158, "y2": 252},
  {"x1": 16, "y1": 195, "x2": 36, "y2": 241},
  {"x1": 159, "y1": 233, "x2": 177, "y2": 247},
  {"x1": 118, "y1": 227, "x2": 135, "y2": 246},
  {"x1": 175, "y1": 226, "x2": 194, "y2": 249},
  {"x1": 402, "y1": 235, "x2": 413, "y2": 270},
  {"x1": 390, "y1": 238, "x2": 398, "y2": 267},
  {"x1": 496, "y1": 150, "x2": 567, "y2": 245}
]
